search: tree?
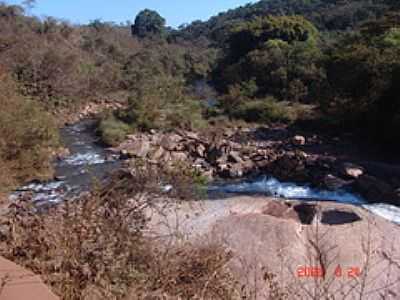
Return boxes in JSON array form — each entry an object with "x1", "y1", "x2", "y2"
[
  {"x1": 131, "y1": 9, "x2": 166, "y2": 39},
  {"x1": 324, "y1": 15, "x2": 400, "y2": 149},
  {"x1": 214, "y1": 15, "x2": 323, "y2": 102}
]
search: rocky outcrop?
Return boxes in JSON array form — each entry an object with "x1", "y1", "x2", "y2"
[
  {"x1": 111, "y1": 128, "x2": 334, "y2": 182},
  {"x1": 111, "y1": 129, "x2": 272, "y2": 179},
  {"x1": 148, "y1": 196, "x2": 400, "y2": 299},
  {"x1": 111, "y1": 126, "x2": 400, "y2": 205},
  {"x1": 341, "y1": 162, "x2": 364, "y2": 179},
  {"x1": 355, "y1": 175, "x2": 396, "y2": 204},
  {"x1": 60, "y1": 100, "x2": 126, "y2": 125}
]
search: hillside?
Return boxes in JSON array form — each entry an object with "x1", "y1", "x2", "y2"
[
  {"x1": 1, "y1": 1, "x2": 400, "y2": 299},
  {"x1": 178, "y1": 0, "x2": 394, "y2": 43}
]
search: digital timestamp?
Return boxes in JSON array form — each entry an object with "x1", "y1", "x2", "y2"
[{"x1": 297, "y1": 266, "x2": 362, "y2": 279}]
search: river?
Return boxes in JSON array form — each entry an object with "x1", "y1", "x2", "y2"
[
  {"x1": 11, "y1": 119, "x2": 400, "y2": 225},
  {"x1": 12, "y1": 120, "x2": 120, "y2": 205}
]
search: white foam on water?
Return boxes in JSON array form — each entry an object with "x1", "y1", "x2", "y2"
[
  {"x1": 20, "y1": 181, "x2": 64, "y2": 192},
  {"x1": 32, "y1": 191, "x2": 64, "y2": 203},
  {"x1": 211, "y1": 176, "x2": 400, "y2": 225},
  {"x1": 63, "y1": 152, "x2": 105, "y2": 166},
  {"x1": 363, "y1": 203, "x2": 400, "y2": 224},
  {"x1": 11, "y1": 181, "x2": 68, "y2": 203},
  {"x1": 162, "y1": 185, "x2": 174, "y2": 193},
  {"x1": 211, "y1": 176, "x2": 365, "y2": 204},
  {"x1": 68, "y1": 123, "x2": 87, "y2": 133}
]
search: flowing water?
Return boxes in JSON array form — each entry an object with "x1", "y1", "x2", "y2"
[
  {"x1": 11, "y1": 119, "x2": 400, "y2": 224},
  {"x1": 12, "y1": 120, "x2": 120, "y2": 205},
  {"x1": 209, "y1": 176, "x2": 400, "y2": 225}
]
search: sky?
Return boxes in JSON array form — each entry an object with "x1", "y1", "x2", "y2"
[{"x1": 6, "y1": 0, "x2": 255, "y2": 28}]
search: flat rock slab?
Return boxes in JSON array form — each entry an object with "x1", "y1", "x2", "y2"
[
  {"x1": 0, "y1": 256, "x2": 58, "y2": 300},
  {"x1": 147, "y1": 196, "x2": 400, "y2": 299}
]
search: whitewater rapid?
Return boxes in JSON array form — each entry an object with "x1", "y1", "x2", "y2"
[
  {"x1": 11, "y1": 120, "x2": 120, "y2": 205},
  {"x1": 11, "y1": 120, "x2": 400, "y2": 226},
  {"x1": 210, "y1": 176, "x2": 400, "y2": 225}
]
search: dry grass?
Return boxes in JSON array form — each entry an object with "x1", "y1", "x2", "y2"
[
  {"x1": 0, "y1": 166, "x2": 238, "y2": 299},
  {"x1": 129, "y1": 243, "x2": 238, "y2": 299},
  {"x1": 0, "y1": 70, "x2": 58, "y2": 192}
]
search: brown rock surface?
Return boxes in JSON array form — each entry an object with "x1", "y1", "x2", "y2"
[
  {"x1": 148, "y1": 196, "x2": 400, "y2": 299},
  {"x1": 292, "y1": 135, "x2": 306, "y2": 146},
  {"x1": 342, "y1": 162, "x2": 364, "y2": 179},
  {"x1": 112, "y1": 127, "x2": 400, "y2": 203},
  {"x1": 0, "y1": 256, "x2": 58, "y2": 300},
  {"x1": 356, "y1": 175, "x2": 394, "y2": 202}
]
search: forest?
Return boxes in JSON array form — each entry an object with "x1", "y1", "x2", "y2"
[{"x1": 1, "y1": 0, "x2": 399, "y2": 191}]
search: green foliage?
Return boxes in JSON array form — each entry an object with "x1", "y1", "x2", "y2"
[
  {"x1": 232, "y1": 97, "x2": 292, "y2": 124},
  {"x1": 381, "y1": 28, "x2": 400, "y2": 48},
  {"x1": 215, "y1": 15, "x2": 323, "y2": 102},
  {"x1": 224, "y1": 15, "x2": 318, "y2": 62},
  {"x1": 125, "y1": 76, "x2": 190, "y2": 130},
  {"x1": 177, "y1": 0, "x2": 392, "y2": 45},
  {"x1": 98, "y1": 114, "x2": 133, "y2": 146},
  {"x1": 122, "y1": 42, "x2": 216, "y2": 89},
  {"x1": 99, "y1": 76, "x2": 207, "y2": 143},
  {"x1": 325, "y1": 16, "x2": 400, "y2": 148},
  {"x1": 219, "y1": 83, "x2": 314, "y2": 125},
  {"x1": 131, "y1": 9, "x2": 166, "y2": 39}
]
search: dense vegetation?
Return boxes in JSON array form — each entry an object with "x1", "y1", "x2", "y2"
[
  {"x1": 177, "y1": 0, "x2": 393, "y2": 44},
  {"x1": 1, "y1": 0, "x2": 400, "y2": 190},
  {"x1": 1, "y1": 1, "x2": 400, "y2": 299},
  {"x1": 0, "y1": 3, "x2": 214, "y2": 110}
]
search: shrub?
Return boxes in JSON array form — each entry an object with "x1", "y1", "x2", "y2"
[
  {"x1": 231, "y1": 97, "x2": 292, "y2": 124},
  {"x1": 0, "y1": 165, "x2": 237, "y2": 299},
  {"x1": 0, "y1": 72, "x2": 58, "y2": 192},
  {"x1": 164, "y1": 99, "x2": 208, "y2": 130},
  {"x1": 97, "y1": 114, "x2": 133, "y2": 146},
  {"x1": 98, "y1": 75, "x2": 207, "y2": 141}
]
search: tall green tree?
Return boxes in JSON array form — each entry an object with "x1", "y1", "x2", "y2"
[
  {"x1": 131, "y1": 9, "x2": 166, "y2": 39},
  {"x1": 325, "y1": 14, "x2": 400, "y2": 148},
  {"x1": 214, "y1": 15, "x2": 323, "y2": 102}
]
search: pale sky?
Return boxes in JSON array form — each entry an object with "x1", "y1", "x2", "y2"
[{"x1": 6, "y1": 0, "x2": 256, "y2": 27}]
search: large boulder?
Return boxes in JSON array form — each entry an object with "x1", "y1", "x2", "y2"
[
  {"x1": 121, "y1": 139, "x2": 151, "y2": 158},
  {"x1": 149, "y1": 146, "x2": 165, "y2": 161},
  {"x1": 269, "y1": 152, "x2": 307, "y2": 181},
  {"x1": 355, "y1": 175, "x2": 394, "y2": 203},
  {"x1": 195, "y1": 144, "x2": 206, "y2": 158},
  {"x1": 170, "y1": 151, "x2": 188, "y2": 162},
  {"x1": 148, "y1": 197, "x2": 400, "y2": 299},
  {"x1": 292, "y1": 135, "x2": 306, "y2": 146},
  {"x1": 323, "y1": 174, "x2": 350, "y2": 190},
  {"x1": 228, "y1": 151, "x2": 244, "y2": 164},
  {"x1": 160, "y1": 134, "x2": 183, "y2": 151},
  {"x1": 341, "y1": 163, "x2": 364, "y2": 179}
]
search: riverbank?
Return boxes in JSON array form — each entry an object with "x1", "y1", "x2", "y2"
[
  {"x1": 110, "y1": 123, "x2": 400, "y2": 207},
  {"x1": 11, "y1": 120, "x2": 121, "y2": 205},
  {"x1": 11, "y1": 118, "x2": 400, "y2": 226}
]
